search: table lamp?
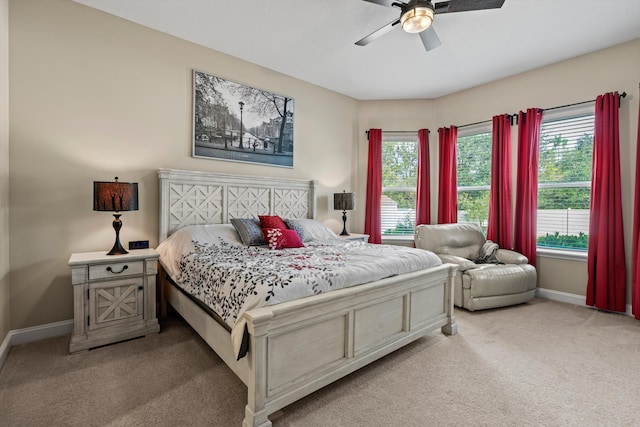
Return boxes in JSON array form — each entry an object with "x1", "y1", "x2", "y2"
[
  {"x1": 93, "y1": 177, "x2": 139, "y2": 255},
  {"x1": 333, "y1": 191, "x2": 355, "y2": 236}
]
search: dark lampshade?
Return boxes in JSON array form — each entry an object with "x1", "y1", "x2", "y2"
[
  {"x1": 333, "y1": 192, "x2": 355, "y2": 212},
  {"x1": 93, "y1": 177, "x2": 139, "y2": 255},
  {"x1": 94, "y1": 180, "x2": 139, "y2": 212}
]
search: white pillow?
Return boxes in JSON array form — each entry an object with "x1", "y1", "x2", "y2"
[
  {"x1": 157, "y1": 224, "x2": 243, "y2": 279},
  {"x1": 283, "y1": 218, "x2": 339, "y2": 242}
]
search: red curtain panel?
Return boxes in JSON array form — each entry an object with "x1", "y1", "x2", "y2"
[
  {"x1": 514, "y1": 108, "x2": 543, "y2": 266},
  {"x1": 487, "y1": 114, "x2": 513, "y2": 249},
  {"x1": 633, "y1": 89, "x2": 640, "y2": 319},
  {"x1": 364, "y1": 129, "x2": 382, "y2": 244},
  {"x1": 416, "y1": 128, "x2": 431, "y2": 226},
  {"x1": 438, "y1": 126, "x2": 458, "y2": 224},
  {"x1": 586, "y1": 92, "x2": 626, "y2": 312}
]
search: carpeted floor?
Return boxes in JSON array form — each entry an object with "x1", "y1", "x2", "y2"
[{"x1": 2, "y1": 298, "x2": 640, "y2": 426}]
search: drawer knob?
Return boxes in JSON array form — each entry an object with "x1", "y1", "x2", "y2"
[
  {"x1": 138, "y1": 285, "x2": 144, "y2": 291},
  {"x1": 106, "y1": 265, "x2": 128, "y2": 274}
]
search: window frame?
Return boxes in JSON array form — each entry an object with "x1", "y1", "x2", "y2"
[
  {"x1": 456, "y1": 122, "x2": 493, "y2": 232},
  {"x1": 380, "y1": 132, "x2": 419, "y2": 242},
  {"x1": 536, "y1": 102, "x2": 594, "y2": 259}
]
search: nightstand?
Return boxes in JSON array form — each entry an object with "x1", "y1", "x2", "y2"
[
  {"x1": 337, "y1": 233, "x2": 370, "y2": 243},
  {"x1": 68, "y1": 248, "x2": 160, "y2": 352}
]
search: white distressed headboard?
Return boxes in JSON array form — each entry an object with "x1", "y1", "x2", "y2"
[{"x1": 158, "y1": 169, "x2": 318, "y2": 242}]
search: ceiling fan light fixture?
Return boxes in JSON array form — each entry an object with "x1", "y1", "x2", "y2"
[{"x1": 400, "y1": 5, "x2": 434, "y2": 33}]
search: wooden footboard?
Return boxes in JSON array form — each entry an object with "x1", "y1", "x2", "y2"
[
  {"x1": 161, "y1": 263, "x2": 457, "y2": 427},
  {"x1": 242, "y1": 263, "x2": 456, "y2": 427}
]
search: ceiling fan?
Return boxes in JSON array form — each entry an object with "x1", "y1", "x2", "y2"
[{"x1": 356, "y1": 0, "x2": 505, "y2": 52}]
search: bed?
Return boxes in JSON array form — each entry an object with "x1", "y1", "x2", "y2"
[{"x1": 156, "y1": 168, "x2": 457, "y2": 427}]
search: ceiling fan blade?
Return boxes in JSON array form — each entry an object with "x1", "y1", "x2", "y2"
[
  {"x1": 435, "y1": 0, "x2": 505, "y2": 14},
  {"x1": 355, "y1": 18, "x2": 400, "y2": 46},
  {"x1": 419, "y1": 26, "x2": 442, "y2": 51},
  {"x1": 361, "y1": 0, "x2": 398, "y2": 7}
]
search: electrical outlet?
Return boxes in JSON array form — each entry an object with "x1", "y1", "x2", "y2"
[{"x1": 128, "y1": 240, "x2": 150, "y2": 250}]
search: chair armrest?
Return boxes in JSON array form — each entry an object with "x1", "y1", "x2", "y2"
[
  {"x1": 495, "y1": 249, "x2": 529, "y2": 265},
  {"x1": 438, "y1": 254, "x2": 478, "y2": 272}
]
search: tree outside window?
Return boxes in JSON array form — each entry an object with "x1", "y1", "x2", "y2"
[
  {"x1": 537, "y1": 113, "x2": 594, "y2": 251},
  {"x1": 381, "y1": 136, "x2": 418, "y2": 237},
  {"x1": 457, "y1": 131, "x2": 492, "y2": 233}
]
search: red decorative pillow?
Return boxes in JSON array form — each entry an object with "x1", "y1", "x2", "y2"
[
  {"x1": 259, "y1": 215, "x2": 287, "y2": 230},
  {"x1": 262, "y1": 228, "x2": 304, "y2": 250}
]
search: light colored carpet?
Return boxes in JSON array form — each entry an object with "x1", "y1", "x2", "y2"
[{"x1": 2, "y1": 298, "x2": 640, "y2": 426}]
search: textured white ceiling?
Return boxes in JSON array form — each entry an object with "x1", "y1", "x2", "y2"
[{"x1": 73, "y1": 0, "x2": 640, "y2": 100}]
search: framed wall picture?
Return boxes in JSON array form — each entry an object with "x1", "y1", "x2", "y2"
[{"x1": 193, "y1": 70, "x2": 295, "y2": 168}]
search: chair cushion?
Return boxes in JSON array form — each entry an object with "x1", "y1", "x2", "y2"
[
  {"x1": 415, "y1": 223, "x2": 485, "y2": 260},
  {"x1": 463, "y1": 264, "x2": 537, "y2": 297}
]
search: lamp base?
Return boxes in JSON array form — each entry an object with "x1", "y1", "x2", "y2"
[
  {"x1": 340, "y1": 211, "x2": 350, "y2": 236},
  {"x1": 107, "y1": 214, "x2": 129, "y2": 256}
]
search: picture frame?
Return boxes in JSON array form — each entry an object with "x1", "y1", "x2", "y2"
[{"x1": 192, "y1": 70, "x2": 295, "y2": 168}]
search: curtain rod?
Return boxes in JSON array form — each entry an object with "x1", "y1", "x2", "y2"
[
  {"x1": 457, "y1": 118, "x2": 492, "y2": 129},
  {"x1": 543, "y1": 91, "x2": 626, "y2": 112},
  {"x1": 456, "y1": 91, "x2": 627, "y2": 128},
  {"x1": 457, "y1": 114, "x2": 516, "y2": 129},
  {"x1": 365, "y1": 130, "x2": 429, "y2": 137},
  {"x1": 367, "y1": 91, "x2": 628, "y2": 136}
]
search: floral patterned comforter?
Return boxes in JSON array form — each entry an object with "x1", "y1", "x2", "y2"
[{"x1": 157, "y1": 224, "x2": 442, "y2": 355}]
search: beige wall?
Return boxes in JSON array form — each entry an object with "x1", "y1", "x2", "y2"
[
  {"x1": 8, "y1": 0, "x2": 358, "y2": 329},
  {"x1": 358, "y1": 39, "x2": 640, "y2": 300},
  {"x1": 1, "y1": 0, "x2": 10, "y2": 341}
]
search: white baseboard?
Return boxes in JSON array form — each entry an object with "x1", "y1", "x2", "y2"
[
  {"x1": 0, "y1": 319, "x2": 73, "y2": 371},
  {"x1": 9, "y1": 319, "x2": 73, "y2": 346},
  {"x1": 536, "y1": 287, "x2": 586, "y2": 306},
  {"x1": 536, "y1": 288, "x2": 634, "y2": 316}
]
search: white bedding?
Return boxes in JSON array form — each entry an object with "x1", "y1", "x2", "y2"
[{"x1": 157, "y1": 224, "x2": 442, "y2": 354}]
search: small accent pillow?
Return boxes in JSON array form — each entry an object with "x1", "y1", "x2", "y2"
[
  {"x1": 258, "y1": 215, "x2": 287, "y2": 230},
  {"x1": 230, "y1": 218, "x2": 266, "y2": 246},
  {"x1": 283, "y1": 218, "x2": 339, "y2": 242},
  {"x1": 262, "y1": 228, "x2": 304, "y2": 250}
]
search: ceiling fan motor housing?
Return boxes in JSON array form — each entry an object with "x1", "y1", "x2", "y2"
[{"x1": 397, "y1": 0, "x2": 435, "y2": 33}]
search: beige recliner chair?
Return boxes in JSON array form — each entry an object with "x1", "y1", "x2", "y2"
[{"x1": 415, "y1": 223, "x2": 537, "y2": 311}]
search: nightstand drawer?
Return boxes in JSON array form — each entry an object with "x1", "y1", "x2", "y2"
[{"x1": 89, "y1": 260, "x2": 144, "y2": 280}]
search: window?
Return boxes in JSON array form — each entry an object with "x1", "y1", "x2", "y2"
[
  {"x1": 381, "y1": 133, "x2": 418, "y2": 237},
  {"x1": 537, "y1": 105, "x2": 594, "y2": 251},
  {"x1": 456, "y1": 126, "x2": 492, "y2": 233}
]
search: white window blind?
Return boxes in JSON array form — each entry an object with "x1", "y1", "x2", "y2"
[{"x1": 537, "y1": 108, "x2": 594, "y2": 251}]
